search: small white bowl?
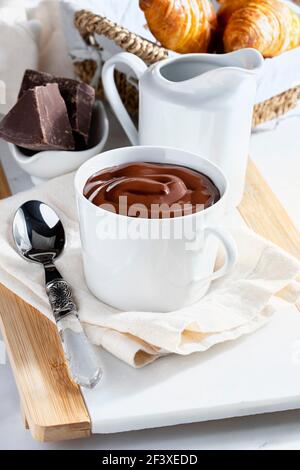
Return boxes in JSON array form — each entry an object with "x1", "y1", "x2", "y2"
[{"x1": 9, "y1": 100, "x2": 109, "y2": 185}]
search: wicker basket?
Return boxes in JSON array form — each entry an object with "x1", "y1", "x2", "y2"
[{"x1": 74, "y1": 3, "x2": 300, "y2": 128}]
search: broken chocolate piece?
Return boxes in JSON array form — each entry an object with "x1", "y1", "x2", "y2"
[
  {"x1": 0, "y1": 83, "x2": 75, "y2": 151},
  {"x1": 19, "y1": 69, "x2": 95, "y2": 145}
]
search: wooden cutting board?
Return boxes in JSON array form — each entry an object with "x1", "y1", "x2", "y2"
[
  {"x1": 0, "y1": 159, "x2": 299, "y2": 442},
  {"x1": 0, "y1": 163, "x2": 91, "y2": 442}
]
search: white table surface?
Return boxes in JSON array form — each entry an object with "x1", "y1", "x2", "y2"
[{"x1": 0, "y1": 108, "x2": 300, "y2": 450}]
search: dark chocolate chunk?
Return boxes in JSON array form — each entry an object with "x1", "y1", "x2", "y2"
[
  {"x1": 19, "y1": 70, "x2": 95, "y2": 145},
  {"x1": 0, "y1": 83, "x2": 75, "y2": 151}
]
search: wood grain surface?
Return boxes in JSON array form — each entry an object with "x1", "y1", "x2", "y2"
[
  {"x1": 239, "y1": 160, "x2": 300, "y2": 311},
  {"x1": 239, "y1": 160, "x2": 300, "y2": 260},
  {"x1": 0, "y1": 158, "x2": 299, "y2": 442},
  {"x1": 0, "y1": 162, "x2": 11, "y2": 200}
]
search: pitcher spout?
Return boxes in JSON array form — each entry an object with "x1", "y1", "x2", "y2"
[
  {"x1": 155, "y1": 48, "x2": 264, "y2": 92},
  {"x1": 224, "y1": 48, "x2": 264, "y2": 74}
]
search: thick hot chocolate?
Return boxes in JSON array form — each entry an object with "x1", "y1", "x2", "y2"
[{"x1": 83, "y1": 162, "x2": 220, "y2": 218}]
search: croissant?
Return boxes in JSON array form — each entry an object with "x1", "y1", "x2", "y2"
[
  {"x1": 139, "y1": 0, "x2": 217, "y2": 53},
  {"x1": 217, "y1": 0, "x2": 249, "y2": 27},
  {"x1": 219, "y1": 0, "x2": 300, "y2": 57}
]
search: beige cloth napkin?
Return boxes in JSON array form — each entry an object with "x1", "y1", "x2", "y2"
[{"x1": 0, "y1": 172, "x2": 300, "y2": 367}]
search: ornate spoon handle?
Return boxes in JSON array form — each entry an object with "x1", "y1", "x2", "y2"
[{"x1": 46, "y1": 278, "x2": 102, "y2": 389}]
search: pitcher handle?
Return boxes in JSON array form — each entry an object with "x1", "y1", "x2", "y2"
[
  {"x1": 195, "y1": 226, "x2": 237, "y2": 283},
  {"x1": 102, "y1": 52, "x2": 148, "y2": 145}
]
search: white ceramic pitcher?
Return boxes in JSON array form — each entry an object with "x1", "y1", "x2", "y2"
[{"x1": 102, "y1": 49, "x2": 264, "y2": 208}]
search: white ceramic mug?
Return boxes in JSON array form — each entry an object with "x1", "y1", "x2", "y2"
[{"x1": 75, "y1": 146, "x2": 237, "y2": 312}]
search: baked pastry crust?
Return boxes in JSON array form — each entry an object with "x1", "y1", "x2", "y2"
[
  {"x1": 218, "y1": 0, "x2": 249, "y2": 27},
  {"x1": 140, "y1": 0, "x2": 217, "y2": 53},
  {"x1": 219, "y1": 0, "x2": 300, "y2": 57}
]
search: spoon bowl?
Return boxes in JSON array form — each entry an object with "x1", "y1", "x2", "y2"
[{"x1": 13, "y1": 200, "x2": 65, "y2": 265}]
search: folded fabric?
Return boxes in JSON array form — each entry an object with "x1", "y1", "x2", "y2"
[
  {"x1": 0, "y1": 172, "x2": 299, "y2": 367},
  {"x1": 0, "y1": 0, "x2": 39, "y2": 115},
  {"x1": 28, "y1": 0, "x2": 74, "y2": 78}
]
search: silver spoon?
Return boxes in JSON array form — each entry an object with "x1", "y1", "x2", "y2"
[{"x1": 12, "y1": 200, "x2": 102, "y2": 389}]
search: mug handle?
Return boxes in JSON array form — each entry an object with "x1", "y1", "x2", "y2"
[
  {"x1": 102, "y1": 52, "x2": 148, "y2": 145},
  {"x1": 196, "y1": 226, "x2": 237, "y2": 283}
]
